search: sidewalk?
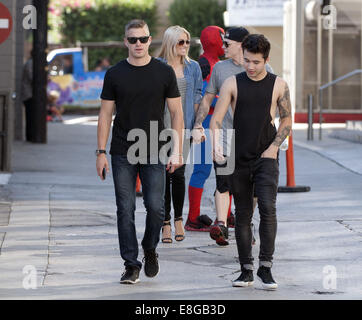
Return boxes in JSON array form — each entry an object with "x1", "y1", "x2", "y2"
[{"x1": 0, "y1": 117, "x2": 361, "y2": 300}]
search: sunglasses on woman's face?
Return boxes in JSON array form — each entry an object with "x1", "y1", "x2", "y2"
[
  {"x1": 127, "y1": 36, "x2": 150, "y2": 44},
  {"x1": 178, "y1": 39, "x2": 190, "y2": 46}
]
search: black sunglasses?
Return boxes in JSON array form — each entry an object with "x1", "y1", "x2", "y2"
[
  {"x1": 127, "y1": 36, "x2": 150, "y2": 44},
  {"x1": 178, "y1": 39, "x2": 190, "y2": 46},
  {"x1": 223, "y1": 41, "x2": 230, "y2": 48}
]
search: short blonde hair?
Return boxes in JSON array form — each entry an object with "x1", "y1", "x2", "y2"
[{"x1": 158, "y1": 26, "x2": 190, "y2": 65}]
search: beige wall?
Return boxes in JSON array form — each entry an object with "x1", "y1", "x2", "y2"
[
  {"x1": 302, "y1": 0, "x2": 362, "y2": 112},
  {"x1": 245, "y1": 26, "x2": 284, "y2": 77}
]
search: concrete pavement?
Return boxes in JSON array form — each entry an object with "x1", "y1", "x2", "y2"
[{"x1": 0, "y1": 117, "x2": 361, "y2": 300}]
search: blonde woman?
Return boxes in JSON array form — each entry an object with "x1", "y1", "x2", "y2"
[{"x1": 158, "y1": 26, "x2": 203, "y2": 243}]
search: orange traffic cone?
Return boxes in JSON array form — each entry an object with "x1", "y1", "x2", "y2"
[
  {"x1": 136, "y1": 174, "x2": 142, "y2": 196},
  {"x1": 278, "y1": 133, "x2": 310, "y2": 193}
]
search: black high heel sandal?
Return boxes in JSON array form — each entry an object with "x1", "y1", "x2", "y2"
[
  {"x1": 162, "y1": 220, "x2": 172, "y2": 243},
  {"x1": 174, "y1": 217, "x2": 185, "y2": 242}
]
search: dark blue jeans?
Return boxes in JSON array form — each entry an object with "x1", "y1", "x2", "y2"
[{"x1": 111, "y1": 155, "x2": 165, "y2": 269}]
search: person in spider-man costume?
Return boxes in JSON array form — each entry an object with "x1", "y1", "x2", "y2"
[{"x1": 185, "y1": 26, "x2": 234, "y2": 231}]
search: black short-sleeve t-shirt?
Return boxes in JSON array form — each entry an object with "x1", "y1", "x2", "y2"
[{"x1": 101, "y1": 57, "x2": 180, "y2": 156}]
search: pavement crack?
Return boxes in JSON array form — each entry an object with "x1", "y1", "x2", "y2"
[
  {"x1": 189, "y1": 246, "x2": 225, "y2": 257},
  {"x1": 336, "y1": 220, "x2": 362, "y2": 237},
  {"x1": 41, "y1": 185, "x2": 55, "y2": 286},
  {"x1": 0, "y1": 232, "x2": 5, "y2": 256}
]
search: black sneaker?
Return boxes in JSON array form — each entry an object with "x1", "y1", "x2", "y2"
[
  {"x1": 232, "y1": 267, "x2": 254, "y2": 287},
  {"x1": 257, "y1": 266, "x2": 278, "y2": 290},
  {"x1": 120, "y1": 266, "x2": 140, "y2": 284},
  {"x1": 143, "y1": 249, "x2": 159, "y2": 278},
  {"x1": 210, "y1": 222, "x2": 229, "y2": 246}
]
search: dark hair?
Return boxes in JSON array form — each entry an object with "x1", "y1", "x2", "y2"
[
  {"x1": 125, "y1": 19, "x2": 148, "y2": 35},
  {"x1": 242, "y1": 34, "x2": 271, "y2": 61}
]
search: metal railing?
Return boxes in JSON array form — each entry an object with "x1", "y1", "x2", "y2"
[{"x1": 318, "y1": 69, "x2": 362, "y2": 140}]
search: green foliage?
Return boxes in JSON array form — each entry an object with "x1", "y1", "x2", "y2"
[
  {"x1": 60, "y1": 0, "x2": 157, "y2": 69},
  {"x1": 169, "y1": 0, "x2": 226, "y2": 38},
  {"x1": 168, "y1": 0, "x2": 226, "y2": 60}
]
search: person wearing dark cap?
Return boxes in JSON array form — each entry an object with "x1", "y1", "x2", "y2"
[{"x1": 191, "y1": 27, "x2": 274, "y2": 246}]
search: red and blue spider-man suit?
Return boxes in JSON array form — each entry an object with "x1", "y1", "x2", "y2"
[{"x1": 186, "y1": 26, "x2": 233, "y2": 231}]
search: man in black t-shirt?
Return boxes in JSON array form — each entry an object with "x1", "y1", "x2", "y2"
[{"x1": 96, "y1": 19, "x2": 184, "y2": 285}]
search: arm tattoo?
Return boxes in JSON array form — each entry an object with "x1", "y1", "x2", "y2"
[
  {"x1": 194, "y1": 105, "x2": 209, "y2": 127},
  {"x1": 216, "y1": 121, "x2": 222, "y2": 130},
  {"x1": 277, "y1": 84, "x2": 292, "y2": 120},
  {"x1": 272, "y1": 83, "x2": 292, "y2": 147},
  {"x1": 273, "y1": 125, "x2": 291, "y2": 147}
]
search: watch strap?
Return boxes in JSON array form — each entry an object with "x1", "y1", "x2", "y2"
[{"x1": 96, "y1": 149, "x2": 107, "y2": 155}]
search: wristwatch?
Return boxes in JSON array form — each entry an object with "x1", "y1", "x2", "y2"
[{"x1": 95, "y1": 149, "x2": 107, "y2": 156}]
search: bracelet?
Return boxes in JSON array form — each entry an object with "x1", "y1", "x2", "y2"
[{"x1": 171, "y1": 153, "x2": 183, "y2": 157}]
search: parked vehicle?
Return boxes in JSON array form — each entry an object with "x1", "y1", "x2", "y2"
[{"x1": 47, "y1": 48, "x2": 106, "y2": 107}]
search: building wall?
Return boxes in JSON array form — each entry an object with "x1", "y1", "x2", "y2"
[
  {"x1": 0, "y1": 0, "x2": 26, "y2": 170},
  {"x1": 244, "y1": 26, "x2": 283, "y2": 76},
  {"x1": 0, "y1": 0, "x2": 18, "y2": 171},
  {"x1": 302, "y1": 0, "x2": 362, "y2": 113}
]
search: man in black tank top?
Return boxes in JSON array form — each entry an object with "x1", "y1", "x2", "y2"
[{"x1": 210, "y1": 34, "x2": 292, "y2": 290}]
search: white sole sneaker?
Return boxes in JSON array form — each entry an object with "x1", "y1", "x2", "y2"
[
  {"x1": 120, "y1": 278, "x2": 140, "y2": 285},
  {"x1": 232, "y1": 280, "x2": 254, "y2": 287},
  {"x1": 257, "y1": 276, "x2": 278, "y2": 290}
]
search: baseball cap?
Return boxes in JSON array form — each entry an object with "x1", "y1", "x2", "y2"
[{"x1": 224, "y1": 27, "x2": 249, "y2": 43}]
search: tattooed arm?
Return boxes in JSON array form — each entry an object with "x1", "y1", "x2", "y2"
[
  {"x1": 194, "y1": 92, "x2": 215, "y2": 128},
  {"x1": 262, "y1": 79, "x2": 292, "y2": 159},
  {"x1": 191, "y1": 92, "x2": 216, "y2": 144}
]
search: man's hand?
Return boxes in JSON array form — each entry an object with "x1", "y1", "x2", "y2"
[
  {"x1": 191, "y1": 126, "x2": 206, "y2": 144},
  {"x1": 166, "y1": 153, "x2": 184, "y2": 174},
  {"x1": 261, "y1": 144, "x2": 279, "y2": 159},
  {"x1": 96, "y1": 154, "x2": 109, "y2": 181},
  {"x1": 213, "y1": 143, "x2": 225, "y2": 164}
]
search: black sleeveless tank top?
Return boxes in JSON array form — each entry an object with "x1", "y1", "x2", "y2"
[{"x1": 233, "y1": 72, "x2": 277, "y2": 167}]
